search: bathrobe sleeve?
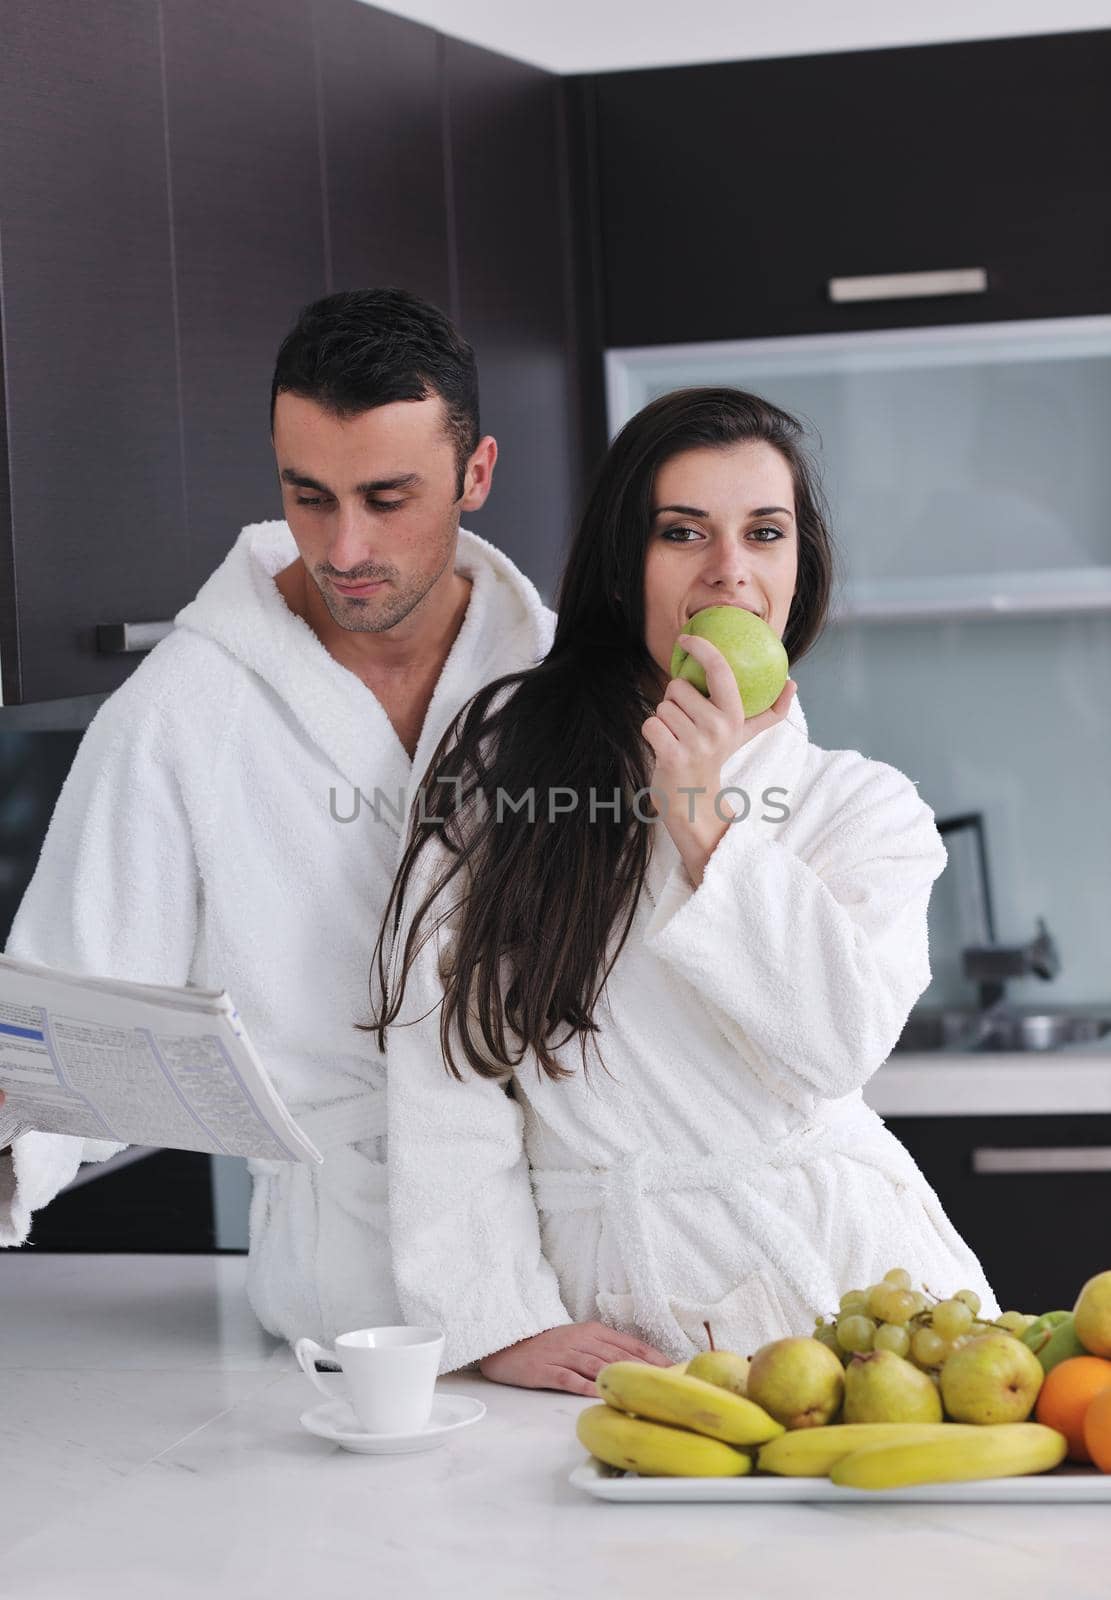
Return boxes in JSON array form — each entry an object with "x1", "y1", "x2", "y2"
[
  {"x1": 0, "y1": 688, "x2": 200, "y2": 1246},
  {"x1": 642, "y1": 747, "x2": 948, "y2": 1107},
  {"x1": 386, "y1": 843, "x2": 573, "y2": 1375}
]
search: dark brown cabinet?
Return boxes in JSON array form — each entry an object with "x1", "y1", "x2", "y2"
[
  {"x1": 583, "y1": 29, "x2": 1111, "y2": 349},
  {"x1": 161, "y1": 0, "x2": 328, "y2": 592},
  {"x1": 886, "y1": 1113, "x2": 1111, "y2": 1312},
  {"x1": 0, "y1": 0, "x2": 187, "y2": 706},
  {"x1": 0, "y1": 1, "x2": 587, "y2": 706},
  {"x1": 443, "y1": 39, "x2": 584, "y2": 598},
  {"x1": 313, "y1": 0, "x2": 451, "y2": 314}
]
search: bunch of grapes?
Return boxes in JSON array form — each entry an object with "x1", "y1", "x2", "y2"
[{"x1": 813, "y1": 1268, "x2": 1036, "y2": 1377}]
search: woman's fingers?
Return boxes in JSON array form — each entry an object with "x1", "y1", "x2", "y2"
[
  {"x1": 741, "y1": 678, "x2": 797, "y2": 740},
  {"x1": 542, "y1": 1365, "x2": 599, "y2": 1398},
  {"x1": 585, "y1": 1324, "x2": 671, "y2": 1366},
  {"x1": 674, "y1": 635, "x2": 744, "y2": 714}
]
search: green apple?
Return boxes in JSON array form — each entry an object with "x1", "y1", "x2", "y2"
[
  {"x1": 1036, "y1": 1313, "x2": 1089, "y2": 1374},
  {"x1": 1021, "y1": 1309, "x2": 1071, "y2": 1360},
  {"x1": 670, "y1": 605, "x2": 789, "y2": 717}
]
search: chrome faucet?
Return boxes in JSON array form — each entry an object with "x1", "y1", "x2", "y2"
[
  {"x1": 961, "y1": 915, "x2": 1061, "y2": 1012},
  {"x1": 936, "y1": 812, "x2": 1062, "y2": 1019}
]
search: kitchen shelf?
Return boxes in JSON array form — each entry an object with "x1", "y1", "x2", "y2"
[{"x1": 828, "y1": 565, "x2": 1111, "y2": 624}]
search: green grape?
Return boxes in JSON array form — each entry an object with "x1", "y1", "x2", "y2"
[
  {"x1": 953, "y1": 1289, "x2": 981, "y2": 1315},
  {"x1": 866, "y1": 1285, "x2": 918, "y2": 1325},
  {"x1": 839, "y1": 1289, "x2": 870, "y2": 1317},
  {"x1": 932, "y1": 1299, "x2": 974, "y2": 1340},
  {"x1": 814, "y1": 1323, "x2": 841, "y2": 1354},
  {"x1": 909, "y1": 1291, "x2": 930, "y2": 1315},
  {"x1": 993, "y1": 1311, "x2": 1029, "y2": 1334},
  {"x1": 969, "y1": 1320, "x2": 994, "y2": 1336},
  {"x1": 910, "y1": 1326, "x2": 948, "y2": 1367},
  {"x1": 836, "y1": 1314, "x2": 876, "y2": 1353},
  {"x1": 874, "y1": 1322, "x2": 911, "y2": 1357},
  {"x1": 882, "y1": 1267, "x2": 913, "y2": 1290}
]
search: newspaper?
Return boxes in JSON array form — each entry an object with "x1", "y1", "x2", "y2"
[{"x1": 0, "y1": 955, "x2": 322, "y2": 1165}]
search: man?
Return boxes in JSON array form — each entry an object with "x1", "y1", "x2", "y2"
[{"x1": 0, "y1": 287, "x2": 549, "y2": 1345}]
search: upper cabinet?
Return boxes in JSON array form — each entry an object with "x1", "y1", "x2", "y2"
[
  {"x1": 442, "y1": 39, "x2": 584, "y2": 600},
  {"x1": 162, "y1": 0, "x2": 328, "y2": 598},
  {"x1": 0, "y1": 0, "x2": 585, "y2": 705},
  {"x1": 584, "y1": 29, "x2": 1111, "y2": 349},
  {"x1": 0, "y1": 0, "x2": 187, "y2": 706}
]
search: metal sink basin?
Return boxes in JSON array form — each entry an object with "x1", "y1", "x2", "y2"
[{"x1": 893, "y1": 1006, "x2": 1111, "y2": 1055}]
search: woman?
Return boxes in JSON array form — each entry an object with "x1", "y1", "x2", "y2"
[{"x1": 368, "y1": 387, "x2": 1001, "y2": 1395}]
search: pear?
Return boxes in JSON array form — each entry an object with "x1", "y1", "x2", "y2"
[
  {"x1": 745, "y1": 1336, "x2": 845, "y2": 1430},
  {"x1": 686, "y1": 1350, "x2": 750, "y2": 1397},
  {"x1": 842, "y1": 1349, "x2": 944, "y2": 1424},
  {"x1": 939, "y1": 1332, "x2": 1044, "y2": 1424},
  {"x1": 1073, "y1": 1270, "x2": 1111, "y2": 1358}
]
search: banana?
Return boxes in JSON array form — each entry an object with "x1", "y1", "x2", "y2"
[
  {"x1": 830, "y1": 1422, "x2": 1068, "y2": 1490},
  {"x1": 758, "y1": 1422, "x2": 983, "y2": 1477},
  {"x1": 577, "y1": 1403, "x2": 752, "y2": 1477},
  {"x1": 597, "y1": 1361, "x2": 783, "y2": 1447}
]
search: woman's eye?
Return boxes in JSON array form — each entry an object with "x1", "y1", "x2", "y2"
[
  {"x1": 751, "y1": 526, "x2": 786, "y2": 542},
  {"x1": 661, "y1": 525, "x2": 786, "y2": 543},
  {"x1": 661, "y1": 526, "x2": 702, "y2": 543}
]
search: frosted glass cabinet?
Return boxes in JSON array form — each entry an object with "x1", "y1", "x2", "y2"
[{"x1": 606, "y1": 316, "x2": 1111, "y2": 1009}]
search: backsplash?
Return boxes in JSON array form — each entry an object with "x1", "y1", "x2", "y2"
[{"x1": 797, "y1": 611, "x2": 1111, "y2": 1008}]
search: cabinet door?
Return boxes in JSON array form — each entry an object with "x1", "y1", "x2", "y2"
[
  {"x1": 886, "y1": 1114, "x2": 1111, "y2": 1311},
  {"x1": 161, "y1": 0, "x2": 327, "y2": 595},
  {"x1": 590, "y1": 30, "x2": 1111, "y2": 348},
  {"x1": 313, "y1": 0, "x2": 450, "y2": 314},
  {"x1": 0, "y1": 0, "x2": 186, "y2": 705},
  {"x1": 443, "y1": 38, "x2": 583, "y2": 602}
]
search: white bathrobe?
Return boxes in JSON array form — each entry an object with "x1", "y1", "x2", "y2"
[
  {"x1": 387, "y1": 693, "x2": 1002, "y2": 1371},
  {"x1": 0, "y1": 520, "x2": 555, "y2": 1347}
]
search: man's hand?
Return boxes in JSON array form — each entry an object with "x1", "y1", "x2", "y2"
[{"x1": 478, "y1": 1321, "x2": 671, "y2": 1397}]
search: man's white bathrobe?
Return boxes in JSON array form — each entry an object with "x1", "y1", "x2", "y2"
[
  {"x1": 0, "y1": 520, "x2": 554, "y2": 1346},
  {"x1": 388, "y1": 693, "x2": 1002, "y2": 1370}
]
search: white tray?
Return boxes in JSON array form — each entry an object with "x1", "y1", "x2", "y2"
[{"x1": 571, "y1": 1456, "x2": 1111, "y2": 1503}]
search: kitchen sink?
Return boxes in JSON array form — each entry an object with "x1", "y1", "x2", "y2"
[{"x1": 893, "y1": 1006, "x2": 1111, "y2": 1055}]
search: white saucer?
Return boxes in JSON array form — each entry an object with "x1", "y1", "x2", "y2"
[{"x1": 299, "y1": 1393, "x2": 486, "y2": 1455}]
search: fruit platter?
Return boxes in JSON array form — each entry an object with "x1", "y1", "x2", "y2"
[{"x1": 571, "y1": 1267, "x2": 1111, "y2": 1503}]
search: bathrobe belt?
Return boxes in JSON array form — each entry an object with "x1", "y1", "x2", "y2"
[{"x1": 530, "y1": 1099, "x2": 890, "y2": 1351}]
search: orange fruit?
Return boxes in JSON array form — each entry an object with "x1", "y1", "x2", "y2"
[
  {"x1": 1083, "y1": 1385, "x2": 1111, "y2": 1472},
  {"x1": 1034, "y1": 1355, "x2": 1111, "y2": 1462}
]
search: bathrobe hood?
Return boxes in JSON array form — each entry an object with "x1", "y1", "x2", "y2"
[{"x1": 173, "y1": 518, "x2": 554, "y2": 807}]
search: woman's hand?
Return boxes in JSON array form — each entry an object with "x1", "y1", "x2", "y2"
[
  {"x1": 643, "y1": 634, "x2": 797, "y2": 887},
  {"x1": 478, "y1": 1321, "x2": 672, "y2": 1396}
]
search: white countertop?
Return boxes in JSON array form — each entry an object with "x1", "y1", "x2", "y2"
[
  {"x1": 865, "y1": 1049, "x2": 1111, "y2": 1118},
  {"x1": 2, "y1": 1254, "x2": 1110, "y2": 1599}
]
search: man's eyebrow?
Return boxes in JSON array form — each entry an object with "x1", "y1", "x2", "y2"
[
  {"x1": 280, "y1": 469, "x2": 423, "y2": 494},
  {"x1": 651, "y1": 503, "x2": 795, "y2": 520}
]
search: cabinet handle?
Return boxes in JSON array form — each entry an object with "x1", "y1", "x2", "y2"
[
  {"x1": 972, "y1": 1146, "x2": 1111, "y2": 1175},
  {"x1": 96, "y1": 621, "x2": 174, "y2": 655},
  {"x1": 828, "y1": 267, "x2": 988, "y2": 304}
]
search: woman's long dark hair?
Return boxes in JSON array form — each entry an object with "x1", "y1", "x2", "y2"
[{"x1": 364, "y1": 388, "x2": 838, "y2": 1083}]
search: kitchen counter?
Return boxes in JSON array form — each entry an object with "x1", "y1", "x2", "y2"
[
  {"x1": 865, "y1": 1049, "x2": 1111, "y2": 1118},
  {"x1": 2, "y1": 1255, "x2": 1110, "y2": 1599}
]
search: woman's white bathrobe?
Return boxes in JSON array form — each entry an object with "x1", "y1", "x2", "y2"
[
  {"x1": 0, "y1": 520, "x2": 554, "y2": 1346},
  {"x1": 388, "y1": 693, "x2": 1001, "y2": 1370}
]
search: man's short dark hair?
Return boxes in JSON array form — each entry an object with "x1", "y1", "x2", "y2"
[{"x1": 270, "y1": 288, "x2": 480, "y2": 497}]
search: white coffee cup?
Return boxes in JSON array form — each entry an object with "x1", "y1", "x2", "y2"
[{"x1": 294, "y1": 1326, "x2": 445, "y2": 1435}]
